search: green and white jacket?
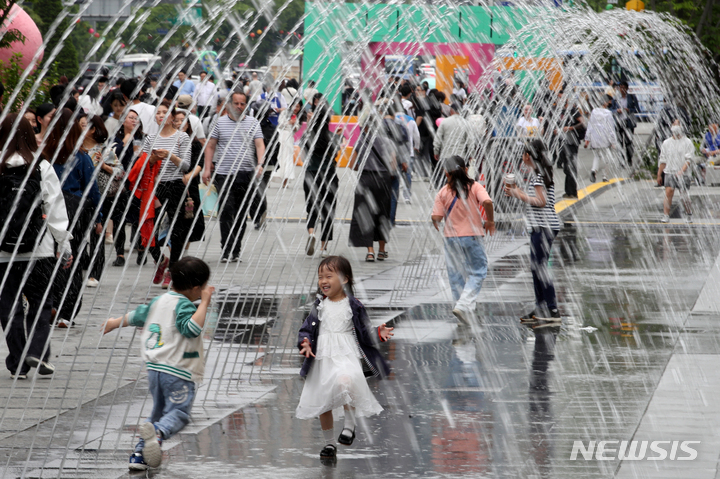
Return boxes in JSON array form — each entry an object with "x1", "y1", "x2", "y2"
[{"x1": 128, "y1": 291, "x2": 205, "y2": 383}]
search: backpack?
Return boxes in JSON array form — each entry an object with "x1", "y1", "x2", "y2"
[{"x1": 0, "y1": 165, "x2": 45, "y2": 253}]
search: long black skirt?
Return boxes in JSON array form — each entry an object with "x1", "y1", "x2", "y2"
[{"x1": 349, "y1": 172, "x2": 393, "y2": 248}]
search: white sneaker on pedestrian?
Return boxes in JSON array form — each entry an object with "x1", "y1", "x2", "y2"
[
  {"x1": 686, "y1": 214, "x2": 693, "y2": 224},
  {"x1": 452, "y1": 308, "x2": 471, "y2": 326},
  {"x1": 660, "y1": 214, "x2": 670, "y2": 223},
  {"x1": 105, "y1": 234, "x2": 114, "y2": 245},
  {"x1": 86, "y1": 278, "x2": 99, "y2": 288}
]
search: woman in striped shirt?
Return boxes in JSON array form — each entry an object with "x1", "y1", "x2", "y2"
[
  {"x1": 141, "y1": 100, "x2": 192, "y2": 288},
  {"x1": 504, "y1": 139, "x2": 562, "y2": 323}
]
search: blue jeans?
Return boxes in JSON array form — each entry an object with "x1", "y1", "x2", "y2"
[
  {"x1": 135, "y1": 370, "x2": 196, "y2": 452},
  {"x1": 530, "y1": 227, "x2": 559, "y2": 311},
  {"x1": 444, "y1": 236, "x2": 488, "y2": 312}
]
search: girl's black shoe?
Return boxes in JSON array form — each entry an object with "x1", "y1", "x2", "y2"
[
  {"x1": 112, "y1": 256, "x2": 125, "y2": 267},
  {"x1": 320, "y1": 444, "x2": 337, "y2": 458},
  {"x1": 338, "y1": 428, "x2": 355, "y2": 446}
]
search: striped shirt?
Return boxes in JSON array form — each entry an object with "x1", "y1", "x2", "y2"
[
  {"x1": 211, "y1": 115, "x2": 263, "y2": 175},
  {"x1": 142, "y1": 131, "x2": 191, "y2": 183},
  {"x1": 525, "y1": 173, "x2": 561, "y2": 231}
]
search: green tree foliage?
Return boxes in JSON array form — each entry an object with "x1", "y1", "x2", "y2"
[
  {"x1": 0, "y1": 0, "x2": 26, "y2": 49},
  {"x1": 0, "y1": 53, "x2": 58, "y2": 111},
  {"x1": 31, "y1": 0, "x2": 79, "y2": 77}
]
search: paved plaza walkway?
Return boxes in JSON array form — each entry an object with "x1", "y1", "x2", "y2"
[{"x1": 2, "y1": 125, "x2": 720, "y2": 478}]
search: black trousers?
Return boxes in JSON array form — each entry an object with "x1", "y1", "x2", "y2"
[
  {"x1": 215, "y1": 171, "x2": 256, "y2": 258},
  {"x1": 53, "y1": 192, "x2": 93, "y2": 321},
  {"x1": 251, "y1": 170, "x2": 274, "y2": 227},
  {"x1": 618, "y1": 126, "x2": 635, "y2": 166},
  {"x1": 563, "y1": 143, "x2": 579, "y2": 198},
  {"x1": 349, "y1": 172, "x2": 393, "y2": 248},
  {"x1": 156, "y1": 180, "x2": 193, "y2": 265},
  {"x1": 303, "y1": 168, "x2": 338, "y2": 242},
  {"x1": 0, "y1": 258, "x2": 53, "y2": 374}
]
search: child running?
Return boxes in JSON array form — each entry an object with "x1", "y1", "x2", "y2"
[
  {"x1": 102, "y1": 256, "x2": 214, "y2": 471},
  {"x1": 296, "y1": 256, "x2": 393, "y2": 461}
]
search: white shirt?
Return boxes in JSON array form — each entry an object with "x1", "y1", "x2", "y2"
[
  {"x1": 248, "y1": 80, "x2": 263, "y2": 101},
  {"x1": 516, "y1": 117, "x2": 540, "y2": 137},
  {"x1": 659, "y1": 136, "x2": 695, "y2": 175},
  {"x1": 0, "y1": 155, "x2": 71, "y2": 262},
  {"x1": 303, "y1": 87, "x2": 319, "y2": 104},
  {"x1": 195, "y1": 81, "x2": 216, "y2": 107},
  {"x1": 585, "y1": 107, "x2": 618, "y2": 149}
]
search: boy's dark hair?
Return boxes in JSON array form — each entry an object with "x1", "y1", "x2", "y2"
[
  {"x1": 169, "y1": 256, "x2": 211, "y2": 291},
  {"x1": 318, "y1": 256, "x2": 355, "y2": 297}
]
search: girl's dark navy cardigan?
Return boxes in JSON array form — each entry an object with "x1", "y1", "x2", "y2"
[{"x1": 298, "y1": 295, "x2": 391, "y2": 379}]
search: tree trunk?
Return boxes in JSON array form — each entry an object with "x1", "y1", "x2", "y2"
[{"x1": 696, "y1": 0, "x2": 716, "y2": 37}]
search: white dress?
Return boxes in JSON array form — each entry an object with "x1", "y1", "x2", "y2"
[
  {"x1": 296, "y1": 297, "x2": 383, "y2": 420},
  {"x1": 274, "y1": 110, "x2": 296, "y2": 182}
]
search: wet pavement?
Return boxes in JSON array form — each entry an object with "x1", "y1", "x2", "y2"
[
  {"x1": 4, "y1": 136, "x2": 720, "y2": 477},
  {"x1": 112, "y1": 183, "x2": 720, "y2": 478}
]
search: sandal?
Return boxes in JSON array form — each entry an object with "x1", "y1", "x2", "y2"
[
  {"x1": 377, "y1": 251, "x2": 388, "y2": 261},
  {"x1": 319, "y1": 444, "x2": 337, "y2": 458},
  {"x1": 338, "y1": 428, "x2": 356, "y2": 446},
  {"x1": 365, "y1": 253, "x2": 375, "y2": 262}
]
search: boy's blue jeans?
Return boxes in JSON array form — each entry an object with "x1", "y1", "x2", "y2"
[
  {"x1": 134, "y1": 370, "x2": 196, "y2": 452},
  {"x1": 444, "y1": 236, "x2": 488, "y2": 312}
]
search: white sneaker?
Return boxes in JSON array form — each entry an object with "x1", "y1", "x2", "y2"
[
  {"x1": 139, "y1": 422, "x2": 162, "y2": 468},
  {"x1": 686, "y1": 214, "x2": 693, "y2": 224},
  {"x1": 321, "y1": 249, "x2": 329, "y2": 258},
  {"x1": 660, "y1": 214, "x2": 670, "y2": 223},
  {"x1": 452, "y1": 308, "x2": 471, "y2": 326},
  {"x1": 86, "y1": 278, "x2": 99, "y2": 288},
  {"x1": 105, "y1": 234, "x2": 114, "y2": 245}
]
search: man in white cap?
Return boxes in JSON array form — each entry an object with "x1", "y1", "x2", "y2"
[{"x1": 657, "y1": 124, "x2": 695, "y2": 223}]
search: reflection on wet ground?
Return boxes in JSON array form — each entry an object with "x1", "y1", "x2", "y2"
[{"x1": 124, "y1": 221, "x2": 719, "y2": 479}]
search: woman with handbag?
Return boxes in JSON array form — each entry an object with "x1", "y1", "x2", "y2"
[
  {"x1": 84, "y1": 116, "x2": 124, "y2": 287},
  {"x1": 302, "y1": 101, "x2": 342, "y2": 257},
  {"x1": 349, "y1": 114, "x2": 395, "y2": 262}
]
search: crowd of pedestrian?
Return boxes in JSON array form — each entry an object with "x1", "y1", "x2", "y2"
[{"x1": 0, "y1": 61, "x2": 710, "y2": 470}]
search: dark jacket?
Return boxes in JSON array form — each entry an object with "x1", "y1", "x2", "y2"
[
  {"x1": 613, "y1": 93, "x2": 639, "y2": 130},
  {"x1": 298, "y1": 295, "x2": 391, "y2": 379}
]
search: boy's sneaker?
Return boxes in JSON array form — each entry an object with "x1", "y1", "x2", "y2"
[
  {"x1": 139, "y1": 422, "x2": 162, "y2": 468},
  {"x1": 128, "y1": 452, "x2": 148, "y2": 471},
  {"x1": 452, "y1": 308, "x2": 471, "y2": 326}
]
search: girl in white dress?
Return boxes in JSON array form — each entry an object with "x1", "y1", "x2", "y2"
[
  {"x1": 296, "y1": 256, "x2": 394, "y2": 460},
  {"x1": 274, "y1": 101, "x2": 302, "y2": 187}
]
